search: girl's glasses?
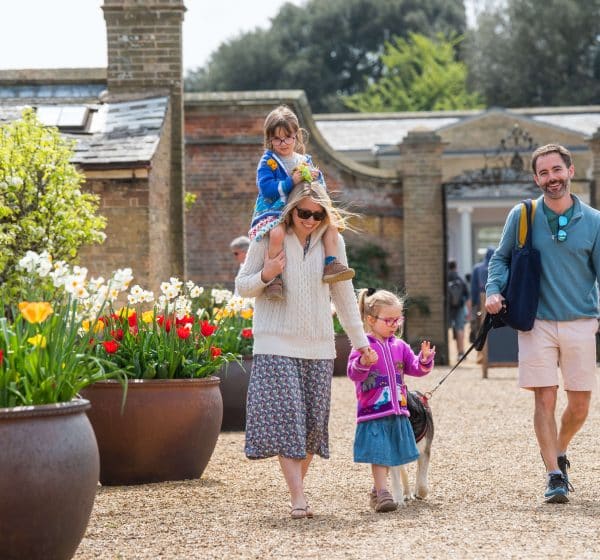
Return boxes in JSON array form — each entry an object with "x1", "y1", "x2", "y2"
[
  {"x1": 271, "y1": 135, "x2": 296, "y2": 146},
  {"x1": 557, "y1": 215, "x2": 568, "y2": 242},
  {"x1": 373, "y1": 316, "x2": 403, "y2": 327},
  {"x1": 295, "y1": 207, "x2": 326, "y2": 221}
]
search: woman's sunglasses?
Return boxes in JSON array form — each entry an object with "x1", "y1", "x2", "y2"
[{"x1": 295, "y1": 207, "x2": 326, "y2": 221}]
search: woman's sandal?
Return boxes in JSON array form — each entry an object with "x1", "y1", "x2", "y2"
[{"x1": 290, "y1": 507, "x2": 308, "y2": 520}]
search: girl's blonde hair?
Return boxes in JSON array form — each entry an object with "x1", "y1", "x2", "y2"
[
  {"x1": 358, "y1": 288, "x2": 404, "y2": 333},
  {"x1": 281, "y1": 181, "x2": 350, "y2": 231},
  {"x1": 263, "y1": 105, "x2": 308, "y2": 154}
]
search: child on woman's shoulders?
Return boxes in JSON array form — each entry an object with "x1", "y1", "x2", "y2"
[
  {"x1": 249, "y1": 105, "x2": 354, "y2": 301},
  {"x1": 347, "y1": 288, "x2": 435, "y2": 513}
]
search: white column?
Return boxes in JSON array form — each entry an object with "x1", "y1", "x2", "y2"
[{"x1": 457, "y1": 206, "x2": 473, "y2": 276}]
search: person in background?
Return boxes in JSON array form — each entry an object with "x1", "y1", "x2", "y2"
[
  {"x1": 470, "y1": 247, "x2": 495, "y2": 355},
  {"x1": 236, "y1": 181, "x2": 369, "y2": 520},
  {"x1": 230, "y1": 236, "x2": 250, "y2": 295},
  {"x1": 485, "y1": 143, "x2": 600, "y2": 504},
  {"x1": 447, "y1": 259, "x2": 469, "y2": 361}
]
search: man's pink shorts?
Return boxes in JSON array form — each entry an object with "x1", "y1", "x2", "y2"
[{"x1": 518, "y1": 318, "x2": 599, "y2": 391}]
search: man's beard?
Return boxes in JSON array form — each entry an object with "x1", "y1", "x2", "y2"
[{"x1": 541, "y1": 178, "x2": 569, "y2": 199}]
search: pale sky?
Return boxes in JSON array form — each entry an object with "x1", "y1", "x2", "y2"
[
  {"x1": 0, "y1": 0, "x2": 304, "y2": 74},
  {"x1": 0, "y1": 0, "x2": 477, "y2": 75}
]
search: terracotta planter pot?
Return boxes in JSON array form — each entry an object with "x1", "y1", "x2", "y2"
[
  {"x1": 333, "y1": 333, "x2": 352, "y2": 376},
  {"x1": 80, "y1": 377, "x2": 223, "y2": 485},
  {"x1": 0, "y1": 399, "x2": 99, "y2": 560},
  {"x1": 216, "y1": 357, "x2": 252, "y2": 431}
]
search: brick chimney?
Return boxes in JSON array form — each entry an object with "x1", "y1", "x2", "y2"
[{"x1": 102, "y1": 0, "x2": 186, "y2": 276}]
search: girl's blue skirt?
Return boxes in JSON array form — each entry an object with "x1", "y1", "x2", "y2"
[{"x1": 354, "y1": 414, "x2": 419, "y2": 467}]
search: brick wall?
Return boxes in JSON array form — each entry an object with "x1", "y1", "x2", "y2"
[
  {"x1": 399, "y1": 130, "x2": 448, "y2": 359},
  {"x1": 103, "y1": 0, "x2": 185, "y2": 277}
]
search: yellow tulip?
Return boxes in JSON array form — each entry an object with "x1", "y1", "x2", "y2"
[
  {"x1": 27, "y1": 334, "x2": 47, "y2": 348},
  {"x1": 142, "y1": 310, "x2": 155, "y2": 323},
  {"x1": 18, "y1": 302, "x2": 53, "y2": 324},
  {"x1": 241, "y1": 309, "x2": 253, "y2": 320}
]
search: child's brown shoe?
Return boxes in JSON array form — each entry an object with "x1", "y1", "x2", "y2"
[
  {"x1": 322, "y1": 260, "x2": 355, "y2": 283},
  {"x1": 374, "y1": 489, "x2": 397, "y2": 513},
  {"x1": 264, "y1": 277, "x2": 284, "y2": 300}
]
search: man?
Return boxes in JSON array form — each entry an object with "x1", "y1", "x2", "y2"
[
  {"x1": 230, "y1": 236, "x2": 250, "y2": 294},
  {"x1": 485, "y1": 143, "x2": 600, "y2": 503},
  {"x1": 447, "y1": 259, "x2": 469, "y2": 361},
  {"x1": 470, "y1": 247, "x2": 494, "y2": 354}
]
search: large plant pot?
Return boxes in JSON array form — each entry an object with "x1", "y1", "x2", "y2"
[
  {"x1": 81, "y1": 377, "x2": 223, "y2": 485},
  {"x1": 0, "y1": 399, "x2": 99, "y2": 560},
  {"x1": 333, "y1": 333, "x2": 352, "y2": 376},
  {"x1": 216, "y1": 357, "x2": 252, "y2": 431}
]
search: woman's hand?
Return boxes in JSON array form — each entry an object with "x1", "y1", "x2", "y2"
[
  {"x1": 261, "y1": 249, "x2": 285, "y2": 284},
  {"x1": 358, "y1": 346, "x2": 378, "y2": 366},
  {"x1": 420, "y1": 340, "x2": 435, "y2": 363}
]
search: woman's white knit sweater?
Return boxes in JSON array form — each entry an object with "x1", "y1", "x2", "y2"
[{"x1": 236, "y1": 228, "x2": 368, "y2": 359}]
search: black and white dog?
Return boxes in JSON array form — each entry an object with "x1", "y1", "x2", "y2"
[{"x1": 390, "y1": 390, "x2": 434, "y2": 503}]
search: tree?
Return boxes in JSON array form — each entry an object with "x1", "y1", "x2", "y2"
[
  {"x1": 185, "y1": 0, "x2": 467, "y2": 112},
  {"x1": 343, "y1": 33, "x2": 483, "y2": 111},
  {"x1": 0, "y1": 109, "x2": 106, "y2": 298},
  {"x1": 466, "y1": 0, "x2": 600, "y2": 107}
]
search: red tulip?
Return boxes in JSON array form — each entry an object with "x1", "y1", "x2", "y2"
[
  {"x1": 210, "y1": 346, "x2": 222, "y2": 358},
  {"x1": 201, "y1": 320, "x2": 217, "y2": 337},
  {"x1": 102, "y1": 340, "x2": 119, "y2": 354},
  {"x1": 177, "y1": 326, "x2": 191, "y2": 340},
  {"x1": 110, "y1": 328, "x2": 124, "y2": 341},
  {"x1": 241, "y1": 328, "x2": 253, "y2": 338}
]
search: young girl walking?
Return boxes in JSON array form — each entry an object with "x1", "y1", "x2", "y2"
[
  {"x1": 249, "y1": 105, "x2": 354, "y2": 300},
  {"x1": 347, "y1": 288, "x2": 435, "y2": 512}
]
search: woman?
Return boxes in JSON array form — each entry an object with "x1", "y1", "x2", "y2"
[{"x1": 236, "y1": 182, "x2": 372, "y2": 519}]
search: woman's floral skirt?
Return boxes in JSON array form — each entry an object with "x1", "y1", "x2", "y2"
[{"x1": 245, "y1": 354, "x2": 333, "y2": 459}]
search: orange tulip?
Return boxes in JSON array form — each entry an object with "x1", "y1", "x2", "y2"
[{"x1": 18, "y1": 302, "x2": 53, "y2": 324}]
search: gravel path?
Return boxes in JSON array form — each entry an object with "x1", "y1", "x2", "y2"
[{"x1": 75, "y1": 362, "x2": 600, "y2": 559}]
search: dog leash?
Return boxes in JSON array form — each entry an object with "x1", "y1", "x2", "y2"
[{"x1": 423, "y1": 312, "x2": 501, "y2": 400}]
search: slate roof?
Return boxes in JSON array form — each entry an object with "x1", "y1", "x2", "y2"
[
  {"x1": 315, "y1": 108, "x2": 600, "y2": 152},
  {"x1": 0, "y1": 96, "x2": 168, "y2": 167}
]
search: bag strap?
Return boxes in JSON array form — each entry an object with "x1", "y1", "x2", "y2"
[{"x1": 518, "y1": 199, "x2": 537, "y2": 248}]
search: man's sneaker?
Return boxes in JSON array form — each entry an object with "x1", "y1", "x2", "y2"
[
  {"x1": 558, "y1": 454, "x2": 570, "y2": 481},
  {"x1": 264, "y1": 277, "x2": 284, "y2": 301},
  {"x1": 544, "y1": 473, "x2": 572, "y2": 504},
  {"x1": 322, "y1": 260, "x2": 355, "y2": 283}
]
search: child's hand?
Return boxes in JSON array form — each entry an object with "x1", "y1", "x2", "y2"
[
  {"x1": 294, "y1": 164, "x2": 313, "y2": 184},
  {"x1": 420, "y1": 340, "x2": 435, "y2": 363},
  {"x1": 358, "y1": 346, "x2": 378, "y2": 366}
]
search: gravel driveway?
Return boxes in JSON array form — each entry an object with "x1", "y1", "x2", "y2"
[{"x1": 75, "y1": 362, "x2": 600, "y2": 559}]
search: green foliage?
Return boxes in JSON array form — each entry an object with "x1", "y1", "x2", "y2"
[
  {"x1": 0, "y1": 109, "x2": 106, "y2": 301},
  {"x1": 185, "y1": 0, "x2": 467, "y2": 112},
  {"x1": 465, "y1": 0, "x2": 600, "y2": 107},
  {"x1": 343, "y1": 33, "x2": 483, "y2": 112},
  {"x1": 347, "y1": 242, "x2": 390, "y2": 290}
]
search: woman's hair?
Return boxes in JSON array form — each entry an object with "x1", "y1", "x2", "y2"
[
  {"x1": 263, "y1": 105, "x2": 308, "y2": 154},
  {"x1": 281, "y1": 181, "x2": 351, "y2": 231},
  {"x1": 357, "y1": 288, "x2": 404, "y2": 332}
]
